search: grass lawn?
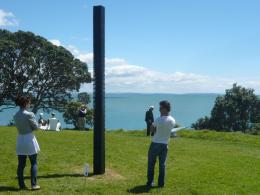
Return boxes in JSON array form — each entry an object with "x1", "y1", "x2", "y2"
[{"x1": 0, "y1": 127, "x2": 260, "y2": 195}]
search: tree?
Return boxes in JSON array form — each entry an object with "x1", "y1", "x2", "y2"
[
  {"x1": 63, "y1": 101, "x2": 93, "y2": 129},
  {"x1": 78, "y1": 92, "x2": 91, "y2": 105},
  {"x1": 192, "y1": 84, "x2": 260, "y2": 132},
  {"x1": 63, "y1": 101, "x2": 82, "y2": 129},
  {"x1": 246, "y1": 123, "x2": 260, "y2": 135},
  {"x1": 191, "y1": 116, "x2": 210, "y2": 130},
  {"x1": 85, "y1": 108, "x2": 94, "y2": 127},
  {"x1": 0, "y1": 30, "x2": 91, "y2": 113}
]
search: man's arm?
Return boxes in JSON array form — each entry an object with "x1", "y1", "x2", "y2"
[
  {"x1": 170, "y1": 118, "x2": 176, "y2": 129},
  {"x1": 83, "y1": 108, "x2": 87, "y2": 114},
  {"x1": 151, "y1": 118, "x2": 158, "y2": 133},
  {"x1": 151, "y1": 113, "x2": 154, "y2": 122},
  {"x1": 150, "y1": 125, "x2": 156, "y2": 134},
  {"x1": 145, "y1": 111, "x2": 148, "y2": 122}
]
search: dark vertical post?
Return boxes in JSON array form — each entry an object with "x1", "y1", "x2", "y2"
[{"x1": 93, "y1": 5, "x2": 105, "y2": 175}]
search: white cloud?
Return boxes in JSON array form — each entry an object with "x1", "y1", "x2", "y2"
[
  {"x1": 105, "y1": 58, "x2": 127, "y2": 66},
  {"x1": 66, "y1": 45, "x2": 80, "y2": 55},
  {"x1": 49, "y1": 39, "x2": 61, "y2": 46},
  {"x1": 78, "y1": 53, "x2": 93, "y2": 64},
  {"x1": 46, "y1": 42, "x2": 260, "y2": 94},
  {"x1": 0, "y1": 9, "x2": 18, "y2": 26},
  {"x1": 84, "y1": 57, "x2": 260, "y2": 93}
]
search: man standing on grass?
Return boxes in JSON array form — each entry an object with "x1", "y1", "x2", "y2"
[
  {"x1": 78, "y1": 105, "x2": 87, "y2": 130},
  {"x1": 145, "y1": 106, "x2": 154, "y2": 136},
  {"x1": 146, "y1": 100, "x2": 175, "y2": 189}
]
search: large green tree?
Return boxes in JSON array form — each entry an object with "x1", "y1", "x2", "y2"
[
  {"x1": 0, "y1": 30, "x2": 91, "y2": 113},
  {"x1": 192, "y1": 84, "x2": 260, "y2": 132}
]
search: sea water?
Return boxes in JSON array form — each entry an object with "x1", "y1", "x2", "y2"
[{"x1": 0, "y1": 93, "x2": 218, "y2": 130}]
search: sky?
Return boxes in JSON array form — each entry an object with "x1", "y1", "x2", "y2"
[{"x1": 1, "y1": 0, "x2": 260, "y2": 93}]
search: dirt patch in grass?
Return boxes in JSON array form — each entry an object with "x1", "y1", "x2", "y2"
[
  {"x1": 86, "y1": 168, "x2": 125, "y2": 181},
  {"x1": 72, "y1": 165, "x2": 125, "y2": 181}
]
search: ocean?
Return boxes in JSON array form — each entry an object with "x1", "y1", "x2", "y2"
[{"x1": 0, "y1": 93, "x2": 219, "y2": 130}]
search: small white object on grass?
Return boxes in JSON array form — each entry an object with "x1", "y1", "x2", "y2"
[{"x1": 84, "y1": 163, "x2": 90, "y2": 176}]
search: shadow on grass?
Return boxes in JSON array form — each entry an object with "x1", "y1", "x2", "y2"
[
  {"x1": 0, "y1": 186, "x2": 19, "y2": 192},
  {"x1": 39, "y1": 173, "x2": 88, "y2": 179},
  {"x1": 127, "y1": 185, "x2": 150, "y2": 194},
  {"x1": 22, "y1": 173, "x2": 94, "y2": 179}
]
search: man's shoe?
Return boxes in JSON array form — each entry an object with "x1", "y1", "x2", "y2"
[
  {"x1": 19, "y1": 186, "x2": 28, "y2": 190},
  {"x1": 146, "y1": 182, "x2": 155, "y2": 188},
  {"x1": 32, "y1": 185, "x2": 41, "y2": 190}
]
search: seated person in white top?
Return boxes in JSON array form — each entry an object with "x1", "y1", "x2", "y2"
[
  {"x1": 146, "y1": 100, "x2": 175, "y2": 189},
  {"x1": 47, "y1": 113, "x2": 61, "y2": 131}
]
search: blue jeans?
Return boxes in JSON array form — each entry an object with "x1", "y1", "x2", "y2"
[
  {"x1": 147, "y1": 142, "x2": 168, "y2": 187},
  {"x1": 17, "y1": 154, "x2": 38, "y2": 188}
]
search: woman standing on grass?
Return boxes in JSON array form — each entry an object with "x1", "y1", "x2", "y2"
[{"x1": 13, "y1": 95, "x2": 41, "y2": 191}]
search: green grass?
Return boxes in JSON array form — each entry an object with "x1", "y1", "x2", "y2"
[{"x1": 0, "y1": 127, "x2": 260, "y2": 195}]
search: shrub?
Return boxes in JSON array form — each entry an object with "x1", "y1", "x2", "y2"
[
  {"x1": 192, "y1": 83, "x2": 260, "y2": 132},
  {"x1": 63, "y1": 101, "x2": 93, "y2": 129},
  {"x1": 246, "y1": 123, "x2": 260, "y2": 135},
  {"x1": 191, "y1": 116, "x2": 210, "y2": 130}
]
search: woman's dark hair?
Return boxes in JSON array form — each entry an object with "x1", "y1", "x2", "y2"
[
  {"x1": 160, "y1": 100, "x2": 171, "y2": 112},
  {"x1": 15, "y1": 95, "x2": 31, "y2": 108}
]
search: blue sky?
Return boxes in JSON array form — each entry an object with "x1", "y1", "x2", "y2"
[{"x1": 1, "y1": 0, "x2": 260, "y2": 93}]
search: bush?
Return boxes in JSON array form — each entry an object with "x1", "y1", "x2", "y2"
[
  {"x1": 191, "y1": 116, "x2": 210, "y2": 130},
  {"x1": 192, "y1": 83, "x2": 260, "y2": 132},
  {"x1": 63, "y1": 101, "x2": 93, "y2": 129},
  {"x1": 246, "y1": 123, "x2": 260, "y2": 135}
]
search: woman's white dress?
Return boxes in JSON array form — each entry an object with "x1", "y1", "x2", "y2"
[{"x1": 16, "y1": 133, "x2": 40, "y2": 155}]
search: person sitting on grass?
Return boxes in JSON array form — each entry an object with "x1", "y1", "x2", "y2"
[
  {"x1": 38, "y1": 113, "x2": 48, "y2": 130},
  {"x1": 146, "y1": 100, "x2": 175, "y2": 189},
  {"x1": 13, "y1": 95, "x2": 41, "y2": 191},
  {"x1": 38, "y1": 113, "x2": 44, "y2": 125},
  {"x1": 47, "y1": 113, "x2": 61, "y2": 131}
]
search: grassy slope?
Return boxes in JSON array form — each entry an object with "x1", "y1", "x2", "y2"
[{"x1": 0, "y1": 127, "x2": 260, "y2": 195}]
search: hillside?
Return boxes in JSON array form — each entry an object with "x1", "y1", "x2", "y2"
[{"x1": 0, "y1": 127, "x2": 260, "y2": 194}]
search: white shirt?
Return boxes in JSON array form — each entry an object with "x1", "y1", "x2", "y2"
[
  {"x1": 152, "y1": 115, "x2": 176, "y2": 144},
  {"x1": 48, "y1": 117, "x2": 59, "y2": 131}
]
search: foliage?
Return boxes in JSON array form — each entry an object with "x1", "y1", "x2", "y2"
[
  {"x1": 0, "y1": 29, "x2": 91, "y2": 113},
  {"x1": 246, "y1": 123, "x2": 260, "y2": 135},
  {"x1": 78, "y1": 92, "x2": 91, "y2": 105},
  {"x1": 63, "y1": 101, "x2": 81, "y2": 128},
  {"x1": 85, "y1": 108, "x2": 94, "y2": 127},
  {"x1": 63, "y1": 100, "x2": 93, "y2": 129},
  {"x1": 191, "y1": 116, "x2": 210, "y2": 130},
  {"x1": 192, "y1": 84, "x2": 260, "y2": 132}
]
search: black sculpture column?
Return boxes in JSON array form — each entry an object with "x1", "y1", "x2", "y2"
[{"x1": 93, "y1": 5, "x2": 105, "y2": 175}]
